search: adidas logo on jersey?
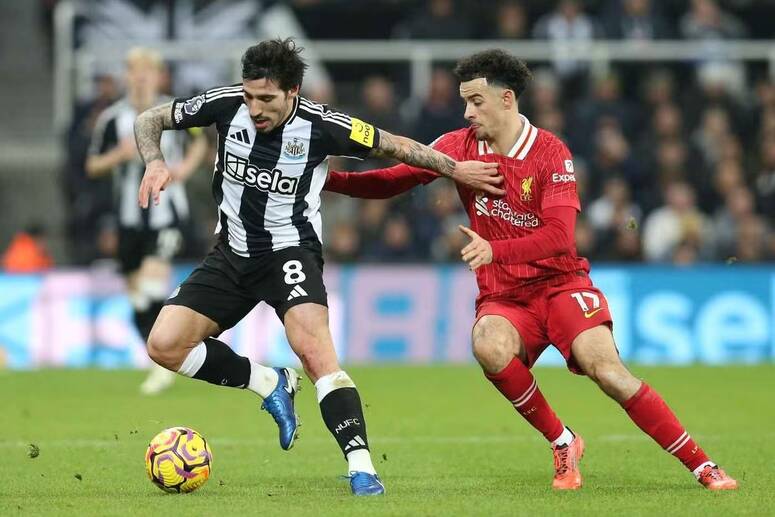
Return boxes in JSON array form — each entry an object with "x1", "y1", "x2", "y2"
[
  {"x1": 229, "y1": 128, "x2": 251, "y2": 144},
  {"x1": 224, "y1": 151, "x2": 299, "y2": 195},
  {"x1": 287, "y1": 285, "x2": 308, "y2": 301}
]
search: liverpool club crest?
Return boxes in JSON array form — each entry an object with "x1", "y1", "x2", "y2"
[{"x1": 520, "y1": 176, "x2": 534, "y2": 201}]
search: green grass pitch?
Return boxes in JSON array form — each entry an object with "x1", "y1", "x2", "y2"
[{"x1": 2, "y1": 365, "x2": 773, "y2": 516}]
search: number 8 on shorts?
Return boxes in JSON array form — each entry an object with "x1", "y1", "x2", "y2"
[{"x1": 283, "y1": 260, "x2": 306, "y2": 285}]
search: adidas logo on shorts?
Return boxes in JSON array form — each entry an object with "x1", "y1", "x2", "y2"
[{"x1": 287, "y1": 285, "x2": 308, "y2": 301}]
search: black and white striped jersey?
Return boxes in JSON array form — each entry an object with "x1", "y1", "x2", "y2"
[
  {"x1": 170, "y1": 85, "x2": 380, "y2": 257},
  {"x1": 90, "y1": 96, "x2": 190, "y2": 231}
]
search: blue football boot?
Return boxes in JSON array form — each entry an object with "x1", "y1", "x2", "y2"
[
  {"x1": 261, "y1": 367, "x2": 301, "y2": 450},
  {"x1": 349, "y1": 471, "x2": 385, "y2": 496}
]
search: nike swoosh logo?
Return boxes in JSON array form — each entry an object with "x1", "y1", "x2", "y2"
[
  {"x1": 584, "y1": 308, "x2": 603, "y2": 319},
  {"x1": 282, "y1": 370, "x2": 294, "y2": 395}
]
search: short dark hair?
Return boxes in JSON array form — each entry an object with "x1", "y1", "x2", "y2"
[
  {"x1": 241, "y1": 38, "x2": 308, "y2": 91},
  {"x1": 454, "y1": 49, "x2": 532, "y2": 98}
]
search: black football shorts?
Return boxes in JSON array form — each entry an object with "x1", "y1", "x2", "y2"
[{"x1": 166, "y1": 241, "x2": 327, "y2": 330}]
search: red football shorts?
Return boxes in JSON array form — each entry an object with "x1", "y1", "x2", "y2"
[{"x1": 475, "y1": 272, "x2": 613, "y2": 374}]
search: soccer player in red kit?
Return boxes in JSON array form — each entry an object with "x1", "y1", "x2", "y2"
[{"x1": 324, "y1": 50, "x2": 737, "y2": 491}]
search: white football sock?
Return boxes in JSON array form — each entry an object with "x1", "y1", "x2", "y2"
[
  {"x1": 314, "y1": 370, "x2": 356, "y2": 402},
  {"x1": 246, "y1": 361, "x2": 279, "y2": 398},
  {"x1": 347, "y1": 448, "x2": 376, "y2": 475},
  {"x1": 177, "y1": 343, "x2": 207, "y2": 377},
  {"x1": 692, "y1": 461, "x2": 716, "y2": 478},
  {"x1": 551, "y1": 427, "x2": 575, "y2": 447}
]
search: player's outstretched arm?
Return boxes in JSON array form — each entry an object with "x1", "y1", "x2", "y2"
[
  {"x1": 372, "y1": 130, "x2": 505, "y2": 196},
  {"x1": 134, "y1": 101, "x2": 175, "y2": 208},
  {"x1": 459, "y1": 206, "x2": 577, "y2": 270},
  {"x1": 325, "y1": 165, "x2": 439, "y2": 199}
]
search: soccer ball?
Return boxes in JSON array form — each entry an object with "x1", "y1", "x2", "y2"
[{"x1": 145, "y1": 426, "x2": 213, "y2": 493}]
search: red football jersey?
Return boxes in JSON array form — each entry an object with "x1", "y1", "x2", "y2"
[{"x1": 432, "y1": 117, "x2": 590, "y2": 301}]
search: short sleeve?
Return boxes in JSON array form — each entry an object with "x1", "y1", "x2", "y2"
[
  {"x1": 88, "y1": 110, "x2": 118, "y2": 156},
  {"x1": 540, "y1": 140, "x2": 580, "y2": 211},
  {"x1": 171, "y1": 85, "x2": 243, "y2": 130},
  {"x1": 314, "y1": 106, "x2": 381, "y2": 159}
]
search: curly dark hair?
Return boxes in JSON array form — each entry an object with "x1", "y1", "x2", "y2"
[
  {"x1": 454, "y1": 49, "x2": 532, "y2": 99},
  {"x1": 241, "y1": 38, "x2": 308, "y2": 91}
]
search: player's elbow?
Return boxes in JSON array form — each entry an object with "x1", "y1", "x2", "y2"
[
  {"x1": 134, "y1": 109, "x2": 156, "y2": 133},
  {"x1": 134, "y1": 111, "x2": 148, "y2": 133},
  {"x1": 546, "y1": 221, "x2": 575, "y2": 256}
]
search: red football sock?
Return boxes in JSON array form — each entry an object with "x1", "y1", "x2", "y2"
[
  {"x1": 485, "y1": 357, "x2": 565, "y2": 442},
  {"x1": 622, "y1": 383, "x2": 710, "y2": 471}
]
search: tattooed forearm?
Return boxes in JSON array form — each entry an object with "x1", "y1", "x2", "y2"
[
  {"x1": 373, "y1": 130, "x2": 457, "y2": 178},
  {"x1": 134, "y1": 101, "x2": 174, "y2": 164}
]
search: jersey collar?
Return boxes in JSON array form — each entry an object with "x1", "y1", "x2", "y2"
[
  {"x1": 477, "y1": 114, "x2": 538, "y2": 160},
  {"x1": 282, "y1": 96, "x2": 300, "y2": 128}
]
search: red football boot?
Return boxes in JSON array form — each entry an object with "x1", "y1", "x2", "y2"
[
  {"x1": 552, "y1": 435, "x2": 585, "y2": 490},
  {"x1": 697, "y1": 465, "x2": 738, "y2": 490}
]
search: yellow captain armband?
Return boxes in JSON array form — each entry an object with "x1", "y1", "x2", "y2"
[
  {"x1": 349, "y1": 117, "x2": 375, "y2": 148},
  {"x1": 186, "y1": 127, "x2": 204, "y2": 137}
]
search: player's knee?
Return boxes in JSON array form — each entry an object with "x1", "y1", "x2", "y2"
[
  {"x1": 472, "y1": 320, "x2": 516, "y2": 370},
  {"x1": 146, "y1": 329, "x2": 184, "y2": 368},
  {"x1": 473, "y1": 318, "x2": 510, "y2": 348},
  {"x1": 471, "y1": 338, "x2": 497, "y2": 366}
]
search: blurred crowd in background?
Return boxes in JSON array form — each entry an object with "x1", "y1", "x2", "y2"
[{"x1": 12, "y1": 0, "x2": 773, "y2": 272}]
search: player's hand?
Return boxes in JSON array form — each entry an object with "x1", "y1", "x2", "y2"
[
  {"x1": 452, "y1": 161, "x2": 505, "y2": 196},
  {"x1": 459, "y1": 225, "x2": 493, "y2": 271},
  {"x1": 138, "y1": 160, "x2": 172, "y2": 208}
]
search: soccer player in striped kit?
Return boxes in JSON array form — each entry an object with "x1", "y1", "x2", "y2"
[
  {"x1": 324, "y1": 49, "x2": 737, "y2": 491},
  {"x1": 132, "y1": 38, "x2": 502, "y2": 495}
]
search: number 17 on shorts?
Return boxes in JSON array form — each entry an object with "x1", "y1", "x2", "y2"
[{"x1": 570, "y1": 291, "x2": 604, "y2": 319}]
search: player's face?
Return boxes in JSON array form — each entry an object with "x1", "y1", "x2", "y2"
[
  {"x1": 125, "y1": 60, "x2": 161, "y2": 100},
  {"x1": 243, "y1": 78, "x2": 299, "y2": 133},
  {"x1": 460, "y1": 79, "x2": 511, "y2": 140}
]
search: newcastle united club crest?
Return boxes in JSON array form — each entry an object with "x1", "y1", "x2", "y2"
[{"x1": 282, "y1": 138, "x2": 306, "y2": 160}]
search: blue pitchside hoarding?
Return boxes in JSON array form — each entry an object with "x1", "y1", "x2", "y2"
[{"x1": 0, "y1": 265, "x2": 773, "y2": 369}]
